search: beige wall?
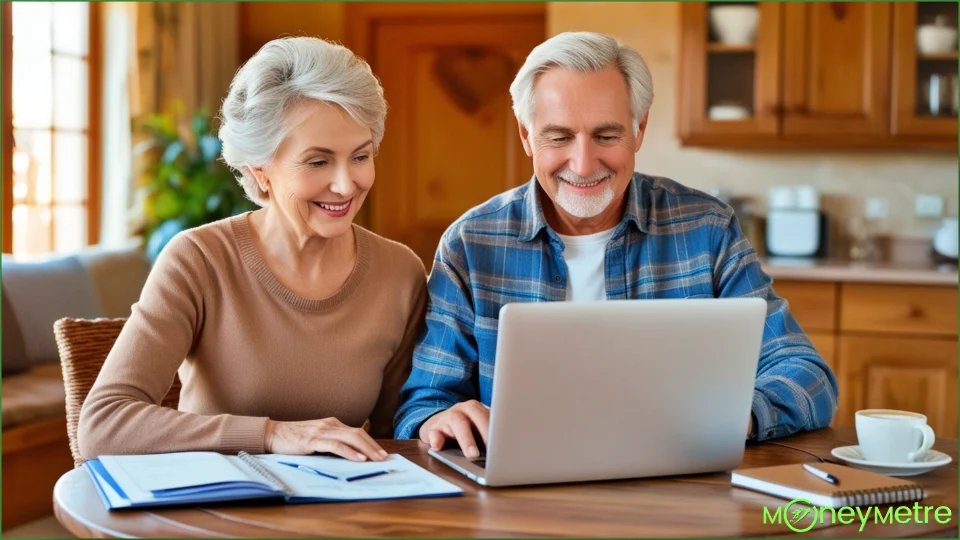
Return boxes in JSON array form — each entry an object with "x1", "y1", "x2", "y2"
[{"x1": 548, "y1": 2, "x2": 958, "y2": 241}]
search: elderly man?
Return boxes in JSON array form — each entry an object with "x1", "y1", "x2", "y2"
[{"x1": 394, "y1": 32, "x2": 837, "y2": 456}]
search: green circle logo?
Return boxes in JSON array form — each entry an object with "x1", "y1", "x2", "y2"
[{"x1": 784, "y1": 498, "x2": 817, "y2": 533}]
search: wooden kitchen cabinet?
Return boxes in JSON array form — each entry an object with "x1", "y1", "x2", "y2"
[
  {"x1": 781, "y1": 2, "x2": 891, "y2": 139},
  {"x1": 772, "y1": 280, "x2": 837, "y2": 332},
  {"x1": 840, "y1": 283, "x2": 958, "y2": 337},
  {"x1": 891, "y1": 2, "x2": 959, "y2": 139},
  {"x1": 775, "y1": 280, "x2": 958, "y2": 437},
  {"x1": 837, "y1": 335, "x2": 958, "y2": 437},
  {"x1": 677, "y1": 3, "x2": 782, "y2": 145},
  {"x1": 678, "y1": 2, "x2": 958, "y2": 149}
]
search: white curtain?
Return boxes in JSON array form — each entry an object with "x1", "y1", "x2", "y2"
[
  {"x1": 100, "y1": 3, "x2": 135, "y2": 247},
  {"x1": 99, "y1": 2, "x2": 239, "y2": 246}
]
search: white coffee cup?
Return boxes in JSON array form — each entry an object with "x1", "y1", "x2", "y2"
[{"x1": 855, "y1": 409, "x2": 936, "y2": 463}]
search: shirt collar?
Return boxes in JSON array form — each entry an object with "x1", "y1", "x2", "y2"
[{"x1": 517, "y1": 172, "x2": 649, "y2": 243}]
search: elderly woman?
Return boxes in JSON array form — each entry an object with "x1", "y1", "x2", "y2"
[{"x1": 77, "y1": 37, "x2": 426, "y2": 462}]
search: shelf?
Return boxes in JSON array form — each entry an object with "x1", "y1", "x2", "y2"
[
  {"x1": 915, "y1": 114, "x2": 958, "y2": 120},
  {"x1": 706, "y1": 43, "x2": 755, "y2": 54},
  {"x1": 918, "y1": 51, "x2": 959, "y2": 61}
]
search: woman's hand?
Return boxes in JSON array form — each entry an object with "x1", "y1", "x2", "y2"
[{"x1": 264, "y1": 418, "x2": 388, "y2": 461}]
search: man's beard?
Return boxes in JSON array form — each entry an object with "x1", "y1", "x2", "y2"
[{"x1": 554, "y1": 166, "x2": 616, "y2": 219}]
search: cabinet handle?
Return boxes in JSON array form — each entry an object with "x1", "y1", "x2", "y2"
[
  {"x1": 907, "y1": 305, "x2": 925, "y2": 319},
  {"x1": 830, "y1": 3, "x2": 848, "y2": 22}
]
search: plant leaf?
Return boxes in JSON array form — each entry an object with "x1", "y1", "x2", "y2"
[
  {"x1": 198, "y1": 135, "x2": 221, "y2": 163},
  {"x1": 162, "y1": 140, "x2": 185, "y2": 164}
]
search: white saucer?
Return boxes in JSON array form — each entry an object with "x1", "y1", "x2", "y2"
[{"x1": 830, "y1": 445, "x2": 952, "y2": 476}]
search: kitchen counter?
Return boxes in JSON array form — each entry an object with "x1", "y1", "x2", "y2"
[{"x1": 760, "y1": 257, "x2": 958, "y2": 286}]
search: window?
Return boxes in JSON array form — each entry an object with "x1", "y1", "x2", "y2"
[{"x1": 2, "y1": 2, "x2": 99, "y2": 255}]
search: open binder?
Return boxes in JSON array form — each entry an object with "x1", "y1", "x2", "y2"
[{"x1": 85, "y1": 450, "x2": 463, "y2": 509}]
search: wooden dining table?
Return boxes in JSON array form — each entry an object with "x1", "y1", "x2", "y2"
[{"x1": 53, "y1": 427, "x2": 957, "y2": 538}]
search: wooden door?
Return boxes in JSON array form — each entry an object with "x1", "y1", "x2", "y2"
[
  {"x1": 353, "y1": 7, "x2": 544, "y2": 267},
  {"x1": 782, "y1": 3, "x2": 892, "y2": 139},
  {"x1": 677, "y1": 3, "x2": 782, "y2": 146},
  {"x1": 890, "y1": 2, "x2": 959, "y2": 141},
  {"x1": 837, "y1": 336, "x2": 958, "y2": 438}
]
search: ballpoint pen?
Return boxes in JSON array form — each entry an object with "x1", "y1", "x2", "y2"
[
  {"x1": 276, "y1": 461, "x2": 340, "y2": 481},
  {"x1": 276, "y1": 461, "x2": 399, "y2": 482},
  {"x1": 345, "y1": 470, "x2": 400, "y2": 482},
  {"x1": 802, "y1": 464, "x2": 840, "y2": 485}
]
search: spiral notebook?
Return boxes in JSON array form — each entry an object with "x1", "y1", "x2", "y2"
[
  {"x1": 84, "y1": 450, "x2": 463, "y2": 509},
  {"x1": 731, "y1": 463, "x2": 925, "y2": 508}
]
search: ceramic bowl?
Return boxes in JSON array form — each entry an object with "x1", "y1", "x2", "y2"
[
  {"x1": 709, "y1": 5, "x2": 759, "y2": 46},
  {"x1": 708, "y1": 103, "x2": 750, "y2": 121},
  {"x1": 918, "y1": 22, "x2": 958, "y2": 54}
]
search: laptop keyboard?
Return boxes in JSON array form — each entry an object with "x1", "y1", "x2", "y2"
[{"x1": 467, "y1": 450, "x2": 487, "y2": 468}]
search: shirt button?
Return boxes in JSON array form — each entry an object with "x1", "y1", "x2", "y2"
[{"x1": 555, "y1": 276, "x2": 562, "y2": 282}]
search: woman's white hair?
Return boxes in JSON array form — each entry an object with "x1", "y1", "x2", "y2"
[
  {"x1": 218, "y1": 37, "x2": 387, "y2": 206},
  {"x1": 509, "y1": 31, "x2": 653, "y2": 134}
]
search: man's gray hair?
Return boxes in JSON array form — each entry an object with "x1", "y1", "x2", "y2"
[
  {"x1": 509, "y1": 31, "x2": 653, "y2": 134},
  {"x1": 219, "y1": 37, "x2": 387, "y2": 206}
]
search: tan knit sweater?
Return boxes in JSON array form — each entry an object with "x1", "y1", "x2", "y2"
[{"x1": 77, "y1": 214, "x2": 427, "y2": 458}]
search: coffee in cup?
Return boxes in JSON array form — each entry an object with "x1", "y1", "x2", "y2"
[{"x1": 855, "y1": 409, "x2": 935, "y2": 463}]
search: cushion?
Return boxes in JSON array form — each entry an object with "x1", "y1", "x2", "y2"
[
  {"x1": 76, "y1": 242, "x2": 150, "y2": 318},
  {"x1": 1, "y1": 255, "x2": 104, "y2": 366},
  {"x1": 1, "y1": 292, "x2": 29, "y2": 375},
  {"x1": 1, "y1": 363, "x2": 66, "y2": 428}
]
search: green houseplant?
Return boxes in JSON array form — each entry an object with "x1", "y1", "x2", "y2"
[{"x1": 137, "y1": 108, "x2": 257, "y2": 261}]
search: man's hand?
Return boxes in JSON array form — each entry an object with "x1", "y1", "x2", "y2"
[
  {"x1": 418, "y1": 400, "x2": 490, "y2": 458},
  {"x1": 264, "y1": 418, "x2": 387, "y2": 461},
  {"x1": 747, "y1": 416, "x2": 754, "y2": 439}
]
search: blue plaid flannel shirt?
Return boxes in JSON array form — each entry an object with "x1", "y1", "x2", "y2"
[{"x1": 394, "y1": 173, "x2": 838, "y2": 441}]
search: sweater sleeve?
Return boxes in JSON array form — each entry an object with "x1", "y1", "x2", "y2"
[
  {"x1": 77, "y1": 233, "x2": 269, "y2": 459},
  {"x1": 366, "y1": 271, "x2": 428, "y2": 439}
]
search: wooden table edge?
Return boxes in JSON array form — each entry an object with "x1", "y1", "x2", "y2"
[{"x1": 50, "y1": 429, "x2": 958, "y2": 539}]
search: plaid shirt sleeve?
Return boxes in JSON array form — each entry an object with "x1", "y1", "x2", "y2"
[
  {"x1": 394, "y1": 228, "x2": 479, "y2": 439},
  {"x1": 714, "y1": 214, "x2": 839, "y2": 441}
]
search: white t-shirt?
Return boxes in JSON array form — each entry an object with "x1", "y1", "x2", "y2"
[{"x1": 556, "y1": 227, "x2": 617, "y2": 302}]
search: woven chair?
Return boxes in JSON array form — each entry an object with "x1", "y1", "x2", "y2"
[{"x1": 54, "y1": 317, "x2": 182, "y2": 467}]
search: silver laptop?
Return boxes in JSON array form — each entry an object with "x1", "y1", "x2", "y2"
[{"x1": 428, "y1": 298, "x2": 767, "y2": 487}]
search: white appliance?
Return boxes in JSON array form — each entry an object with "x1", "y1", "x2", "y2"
[
  {"x1": 766, "y1": 186, "x2": 824, "y2": 257},
  {"x1": 934, "y1": 217, "x2": 958, "y2": 260}
]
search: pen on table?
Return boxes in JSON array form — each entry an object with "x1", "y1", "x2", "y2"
[
  {"x1": 803, "y1": 464, "x2": 840, "y2": 486},
  {"x1": 346, "y1": 470, "x2": 400, "y2": 482},
  {"x1": 276, "y1": 461, "x2": 339, "y2": 481}
]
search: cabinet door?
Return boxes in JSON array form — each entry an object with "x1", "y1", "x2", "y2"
[
  {"x1": 891, "y1": 2, "x2": 959, "y2": 141},
  {"x1": 840, "y1": 284, "x2": 958, "y2": 338},
  {"x1": 677, "y1": 2, "x2": 782, "y2": 145},
  {"x1": 772, "y1": 280, "x2": 838, "y2": 333},
  {"x1": 782, "y1": 3, "x2": 892, "y2": 138},
  {"x1": 370, "y1": 17, "x2": 543, "y2": 267},
  {"x1": 837, "y1": 336, "x2": 958, "y2": 437}
]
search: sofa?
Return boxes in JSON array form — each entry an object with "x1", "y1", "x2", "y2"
[{"x1": 1, "y1": 241, "x2": 150, "y2": 530}]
